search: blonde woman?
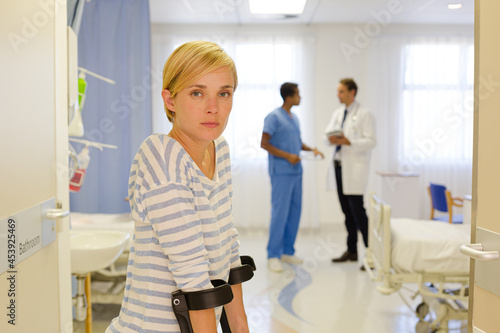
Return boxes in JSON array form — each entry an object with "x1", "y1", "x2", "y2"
[{"x1": 107, "y1": 41, "x2": 249, "y2": 333}]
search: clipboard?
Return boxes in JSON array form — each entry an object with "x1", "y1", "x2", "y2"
[{"x1": 326, "y1": 129, "x2": 343, "y2": 137}]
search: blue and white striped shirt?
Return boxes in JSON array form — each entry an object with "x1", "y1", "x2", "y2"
[{"x1": 107, "y1": 133, "x2": 241, "y2": 333}]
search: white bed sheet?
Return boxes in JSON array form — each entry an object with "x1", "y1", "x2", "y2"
[
  {"x1": 70, "y1": 212, "x2": 135, "y2": 251},
  {"x1": 391, "y1": 218, "x2": 470, "y2": 274}
]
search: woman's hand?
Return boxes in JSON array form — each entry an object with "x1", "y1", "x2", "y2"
[{"x1": 224, "y1": 284, "x2": 250, "y2": 333}]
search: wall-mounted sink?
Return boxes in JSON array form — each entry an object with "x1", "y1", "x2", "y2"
[{"x1": 70, "y1": 230, "x2": 130, "y2": 275}]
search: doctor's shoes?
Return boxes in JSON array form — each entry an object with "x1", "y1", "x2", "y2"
[{"x1": 332, "y1": 251, "x2": 358, "y2": 263}]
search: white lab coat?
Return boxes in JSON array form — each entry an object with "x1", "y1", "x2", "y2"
[{"x1": 324, "y1": 101, "x2": 376, "y2": 195}]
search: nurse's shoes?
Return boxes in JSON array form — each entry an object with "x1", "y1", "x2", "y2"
[
  {"x1": 281, "y1": 254, "x2": 303, "y2": 264},
  {"x1": 268, "y1": 258, "x2": 283, "y2": 272}
]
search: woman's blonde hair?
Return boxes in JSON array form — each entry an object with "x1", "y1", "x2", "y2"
[{"x1": 162, "y1": 41, "x2": 238, "y2": 122}]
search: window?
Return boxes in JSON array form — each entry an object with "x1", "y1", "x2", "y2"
[
  {"x1": 226, "y1": 42, "x2": 299, "y2": 162},
  {"x1": 400, "y1": 42, "x2": 474, "y2": 167}
]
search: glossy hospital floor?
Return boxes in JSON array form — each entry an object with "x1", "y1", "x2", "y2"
[{"x1": 73, "y1": 226, "x2": 467, "y2": 333}]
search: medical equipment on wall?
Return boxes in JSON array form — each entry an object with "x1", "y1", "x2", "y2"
[
  {"x1": 68, "y1": 66, "x2": 115, "y2": 137},
  {"x1": 68, "y1": 76, "x2": 87, "y2": 137},
  {"x1": 69, "y1": 145, "x2": 90, "y2": 192},
  {"x1": 68, "y1": 138, "x2": 117, "y2": 192}
]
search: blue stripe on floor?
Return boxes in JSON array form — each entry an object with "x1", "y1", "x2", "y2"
[{"x1": 277, "y1": 264, "x2": 313, "y2": 325}]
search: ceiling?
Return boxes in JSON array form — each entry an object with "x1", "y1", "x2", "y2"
[{"x1": 149, "y1": 0, "x2": 474, "y2": 25}]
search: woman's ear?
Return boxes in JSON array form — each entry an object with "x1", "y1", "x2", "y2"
[{"x1": 161, "y1": 89, "x2": 175, "y2": 111}]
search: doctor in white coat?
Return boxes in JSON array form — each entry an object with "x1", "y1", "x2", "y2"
[{"x1": 324, "y1": 78, "x2": 376, "y2": 267}]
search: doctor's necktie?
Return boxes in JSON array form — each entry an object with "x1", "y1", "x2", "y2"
[{"x1": 335, "y1": 109, "x2": 348, "y2": 153}]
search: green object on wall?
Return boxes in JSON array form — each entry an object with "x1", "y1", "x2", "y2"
[{"x1": 78, "y1": 77, "x2": 87, "y2": 111}]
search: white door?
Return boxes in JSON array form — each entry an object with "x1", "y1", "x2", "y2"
[
  {"x1": 0, "y1": 0, "x2": 72, "y2": 332},
  {"x1": 466, "y1": 0, "x2": 500, "y2": 331}
]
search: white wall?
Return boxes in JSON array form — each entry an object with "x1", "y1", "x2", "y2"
[{"x1": 151, "y1": 23, "x2": 473, "y2": 226}]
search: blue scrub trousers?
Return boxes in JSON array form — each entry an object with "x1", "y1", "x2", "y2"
[{"x1": 267, "y1": 173, "x2": 302, "y2": 259}]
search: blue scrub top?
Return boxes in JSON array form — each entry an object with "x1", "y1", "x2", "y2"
[{"x1": 263, "y1": 107, "x2": 303, "y2": 175}]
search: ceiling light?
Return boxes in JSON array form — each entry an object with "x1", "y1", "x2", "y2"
[
  {"x1": 448, "y1": 3, "x2": 463, "y2": 9},
  {"x1": 249, "y1": 0, "x2": 307, "y2": 15}
]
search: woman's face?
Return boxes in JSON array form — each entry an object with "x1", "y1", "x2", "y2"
[{"x1": 163, "y1": 66, "x2": 234, "y2": 145}]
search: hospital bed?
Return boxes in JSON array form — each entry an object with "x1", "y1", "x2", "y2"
[
  {"x1": 70, "y1": 212, "x2": 134, "y2": 304},
  {"x1": 363, "y1": 194, "x2": 470, "y2": 333}
]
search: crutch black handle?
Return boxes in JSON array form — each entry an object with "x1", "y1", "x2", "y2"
[{"x1": 172, "y1": 279, "x2": 233, "y2": 333}]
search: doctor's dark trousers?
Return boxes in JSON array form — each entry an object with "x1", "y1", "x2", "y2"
[
  {"x1": 267, "y1": 173, "x2": 302, "y2": 259},
  {"x1": 334, "y1": 162, "x2": 369, "y2": 253}
]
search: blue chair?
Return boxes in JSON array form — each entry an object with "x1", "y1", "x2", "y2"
[{"x1": 428, "y1": 183, "x2": 463, "y2": 223}]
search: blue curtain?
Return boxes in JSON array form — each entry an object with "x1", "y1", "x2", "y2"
[{"x1": 70, "y1": 0, "x2": 152, "y2": 213}]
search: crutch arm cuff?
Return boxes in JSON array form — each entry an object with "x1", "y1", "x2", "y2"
[
  {"x1": 172, "y1": 280, "x2": 233, "y2": 311},
  {"x1": 228, "y1": 255, "x2": 257, "y2": 285}
]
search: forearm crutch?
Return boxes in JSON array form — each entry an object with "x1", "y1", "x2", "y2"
[
  {"x1": 219, "y1": 256, "x2": 256, "y2": 332},
  {"x1": 172, "y1": 256, "x2": 257, "y2": 333}
]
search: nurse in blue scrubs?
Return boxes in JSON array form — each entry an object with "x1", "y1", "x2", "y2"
[{"x1": 261, "y1": 82, "x2": 324, "y2": 273}]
